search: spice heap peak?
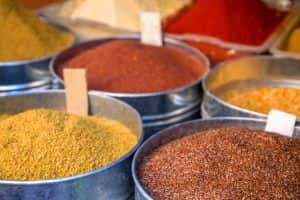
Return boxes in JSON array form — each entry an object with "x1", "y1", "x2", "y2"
[
  {"x1": 57, "y1": 40, "x2": 207, "y2": 93},
  {"x1": 0, "y1": 109, "x2": 137, "y2": 180},
  {"x1": 0, "y1": 0, "x2": 74, "y2": 62}
]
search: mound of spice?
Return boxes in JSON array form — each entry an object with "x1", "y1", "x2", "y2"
[
  {"x1": 0, "y1": 0, "x2": 74, "y2": 62},
  {"x1": 220, "y1": 87, "x2": 300, "y2": 118},
  {"x1": 0, "y1": 109, "x2": 137, "y2": 180},
  {"x1": 166, "y1": 0, "x2": 287, "y2": 46},
  {"x1": 57, "y1": 40, "x2": 206, "y2": 93},
  {"x1": 286, "y1": 27, "x2": 300, "y2": 53},
  {"x1": 138, "y1": 127, "x2": 300, "y2": 200}
]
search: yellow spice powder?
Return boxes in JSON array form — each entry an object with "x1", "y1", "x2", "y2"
[
  {"x1": 286, "y1": 27, "x2": 300, "y2": 53},
  {"x1": 0, "y1": 0, "x2": 74, "y2": 62},
  {"x1": 0, "y1": 114, "x2": 9, "y2": 122},
  {"x1": 0, "y1": 109, "x2": 137, "y2": 181},
  {"x1": 220, "y1": 87, "x2": 300, "y2": 118}
]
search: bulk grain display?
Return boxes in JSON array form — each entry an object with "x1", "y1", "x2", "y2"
[
  {"x1": 51, "y1": 36, "x2": 209, "y2": 137},
  {"x1": 0, "y1": 0, "x2": 74, "y2": 62},
  {"x1": 133, "y1": 118, "x2": 300, "y2": 200},
  {"x1": 1, "y1": 0, "x2": 300, "y2": 200},
  {"x1": 202, "y1": 56, "x2": 300, "y2": 121},
  {"x1": 55, "y1": 40, "x2": 206, "y2": 93},
  {"x1": 220, "y1": 87, "x2": 300, "y2": 118},
  {"x1": 0, "y1": 109, "x2": 137, "y2": 180},
  {"x1": 0, "y1": 91, "x2": 143, "y2": 200},
  {"x1": 0, "y1": 0, "x2": 74, "y2": 95}
]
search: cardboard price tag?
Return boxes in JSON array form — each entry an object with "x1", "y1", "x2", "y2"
[
  {"x1": 63, "y1": 69, "x2": 88, "y2": 116},
  {"x1": 265, "y1": 109, "x2": 296, "y2": 137},
  {"x1": 140, "y1": 12, "x2": 162, "y2": 46}
]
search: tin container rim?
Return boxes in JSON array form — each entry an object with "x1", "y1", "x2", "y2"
[
  {"x1": 132, "y1": 117, "x2": 279, "y2": 199},
  {"x1": 0, "y1": 22, "x2": 75, "y2": 67},
  {"x1": 202, "y1": 55, "x2": 300, "y2": 121},
  {"x1": 0, "y1": 89, "x2": 144, "y2": 185},
  {"x1": 50, "y1": 34, "x2": 210, "y2": 98}
]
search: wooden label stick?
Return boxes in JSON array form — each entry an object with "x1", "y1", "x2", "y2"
[{"x1": 63, "y1": 69, "x2": 88, "y2": 116}]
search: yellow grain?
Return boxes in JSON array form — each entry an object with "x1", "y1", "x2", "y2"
[
  {"x1": 0, "y1": 0, "x2": 74, "y2": 62},
  {"x1": 221, "y1": 87, "x2": 300, "y2": 117},
  {"x1": 0, "y1": 109, "x2": 137, "y2": 180}
]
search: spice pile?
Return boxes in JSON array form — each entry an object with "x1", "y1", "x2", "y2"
[
  {"x1": 57, "y1": 40, "x2": 206, "y2": 93},
  {"x1": 0, "y1": 109, "x2": 137, "y2": 180},
  {"x1": 166, "y1": 0, "x2": 287, "y2": 45},
  {"x1": 138, "y1": 127, "x2": 300, "y2": 200},
  {"x1": 220, "y1": 87, "x2": 300, "y2": 118},
  {"x1": 286, "y1": 27, "x2": 300, "y2": 53},
  {"x1": 0, "y1": 0, "x2": 74, "y2": 62},
  {"x1": 186, "y1": 41, "x2": 251, "y2": 65}
]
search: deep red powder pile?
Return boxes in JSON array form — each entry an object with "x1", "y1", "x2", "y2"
[
  {"x1": 58, "y1": 40, "x2": 206, "y2": 93},
  {"x1": 166, "y1": 0, "x2": 287, "y2": 45}
]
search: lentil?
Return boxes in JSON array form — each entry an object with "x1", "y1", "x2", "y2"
[
  {"x1": 0, "y1": 0, "x2": 74, "y2": 62},
  {"x1": 0, "y1": 109, "x2": 137, "y2": 180},
  {"x1": 220, "y1": 87, "x2": 300, "y2": 118},
  {"x1": 138, "y1": 127, "x2": 300, "y2": 200},
  {"x1": 57, "y1": 40, "x2": 206, "y2": 93}
]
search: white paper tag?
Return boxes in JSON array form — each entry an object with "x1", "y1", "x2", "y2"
[
  {"x1": 140, "y1": 12, "x2": 162, "y2": 46},
  {"x1": 265, "y1": 109, "x2": 296, "y2": 137}
]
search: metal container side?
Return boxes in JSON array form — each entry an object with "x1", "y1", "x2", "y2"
[
  {"x1": 202, "y1": 56, "x2": 300, "y2": 124},
  {"x1": 0, "y1": 90, "x2": 143, "y2": 200},
  {"x1": 143, "y1": 104, "x2": 200, "y2": 138},
  {"x1": 50, "y1": 34, "x2": 210, "y2": 119},
  {"x1": 0, "y1": 63, "x2": 52, "y2": 92},
  {"x1": 0, "y1": 22, "x2": 75, "y2": 93},
  {"x1": 132, "y1": 117, "x2": 300, "y2": 200}
]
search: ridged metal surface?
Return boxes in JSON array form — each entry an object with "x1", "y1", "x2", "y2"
[
  {"x1": 0, "y1": 90, "x2": 143, "y2": 200},
  {"x1": 202, "y1": 56, "x2": 300, "y2": 125},
  {"x1": 50, "y1": 34, "x2": 210, "y2": 137}
]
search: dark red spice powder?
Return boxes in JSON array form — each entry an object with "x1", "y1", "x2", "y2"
[
  {"x1": 186, "y1": 40, "x2": 252, "y2": 66},
  {"x1": 138, "y1": 127, "x2": 300, "y2": 200},
  {"x1": 166, "y1": 0, "x2": 288, "y2": 45},
  {"x1": 57, "y1": 40, "x2": 206, "y2": 93}
]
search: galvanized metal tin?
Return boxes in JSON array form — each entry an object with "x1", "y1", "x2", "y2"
[
  {"x1": 202, "y1": 56, "x2": 300, "y2": 124},
  {"x1": 0, "y1": 90, "x2": 143, "y2": 200},
  {"x1": 50, "y1": 34, "x2": 209, "y2": 137},
  {"x1": 0, "y1": 22, "x2": 74, "y2": 95},
  {"x1": 0, "y1": 58, "x2": 52, "y2": 93},
  {"x1": 132, "y1": 117, "x2": 300, "y2": 200}
]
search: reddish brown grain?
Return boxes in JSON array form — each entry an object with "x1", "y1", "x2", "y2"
[
  {"x1": 138, "y1": 127, "x2": 300, "y2": 200},
  {"x1": 59, "y1": 40, "x2": 206, "y2": 93}
]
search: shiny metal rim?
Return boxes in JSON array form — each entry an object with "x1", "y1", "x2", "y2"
[{"x1": 50, "y1": 34, "x2": 210, "y2": 97}]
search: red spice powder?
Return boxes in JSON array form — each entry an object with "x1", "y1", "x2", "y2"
[
  {"x1": 58, "y1": 40, "x2": 206, "y2": 93},
  {"x1": 186, "y1": 41, "x2": 252, "y2": 66},
  {"x1": 166, "y1": 0, "x2": 287, "y2": 45}
]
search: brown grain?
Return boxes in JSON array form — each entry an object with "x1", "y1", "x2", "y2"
[
  {"x1": 138, "y1": 127, "x2": 300, "y2": 200},
  {"x1": 58, "y1": 40, "x2": 206, "y2": 93}
]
